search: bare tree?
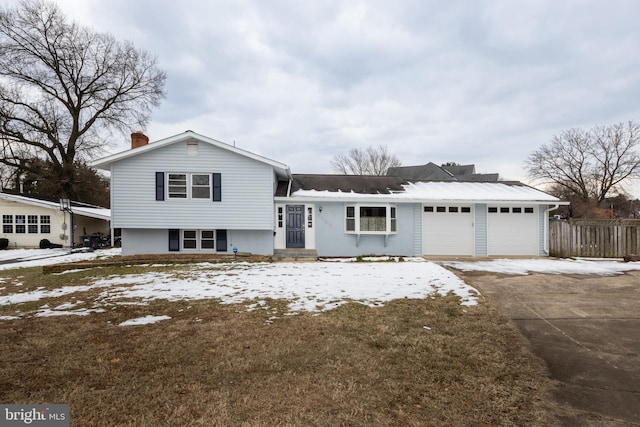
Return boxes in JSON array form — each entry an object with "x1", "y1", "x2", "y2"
[
  {"x1": 525, "y1": 121, "x2": 640, "y2": 203},
  {"x1": 0, "y1": 0, "x2": 166, "y2": 199},
  {"x1": 331, "y1": 144, "x2": 402, "y2": 175}
]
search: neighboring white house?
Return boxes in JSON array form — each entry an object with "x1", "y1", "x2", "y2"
[
  {"x1": 92, "y1": 131, "x2": 568, "y2": 257},
  {"x1": 0, "y1": 191, "x2": 111, "y2": 249}
]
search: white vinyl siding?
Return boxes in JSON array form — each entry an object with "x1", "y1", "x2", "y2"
[{"x1": 111, "y1": 141, "x2": 275, "y2": 230}]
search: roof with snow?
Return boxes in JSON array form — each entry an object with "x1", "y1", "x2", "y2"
[
  {"x1": 0, "y1": 191, "x2": 111, "y2": 221},
  {"x1": 277, "y1": 175, "x2": 564, "y2": 203}
]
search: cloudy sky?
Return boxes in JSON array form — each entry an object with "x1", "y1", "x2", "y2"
[{"x1": 7, "y1": 0, "x2": 640, "y2": 194}]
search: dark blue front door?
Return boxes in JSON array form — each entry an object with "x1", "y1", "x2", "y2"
[{"x1": 286, "y1": 205, "x2": 305, "y2": 248}]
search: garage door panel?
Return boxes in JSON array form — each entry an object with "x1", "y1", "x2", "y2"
[
  {"x1": 487, "y1": 206, "x2": 538, "y2": 255},
  {"x1": 423, "y1": 205, "x2": 474, "y2": 256}
]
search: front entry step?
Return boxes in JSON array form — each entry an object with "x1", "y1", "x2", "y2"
[{"x1": 273, "y1": 249, "x2": 318, "y2": 261}]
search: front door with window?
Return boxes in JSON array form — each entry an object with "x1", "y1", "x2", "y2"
[{"x1": 286, "y1": 205, "x2": 305, "y2": 248}]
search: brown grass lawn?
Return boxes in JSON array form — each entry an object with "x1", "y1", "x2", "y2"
[{"x1": 0, "y1": 264, "x2": 560, "y2": 426}]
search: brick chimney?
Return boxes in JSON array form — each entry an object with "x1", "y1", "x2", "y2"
[{"x1": 131, "y1": 131, "x2": 149, "y2": 149}]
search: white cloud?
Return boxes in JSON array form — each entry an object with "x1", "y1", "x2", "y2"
[{"x1": 3, "y1": 0, "x2": 640, "y2": 195}]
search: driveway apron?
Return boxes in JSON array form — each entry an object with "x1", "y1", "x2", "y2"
[{"x1": 456, "y1": 270, "x2": 640, "y2": 427}]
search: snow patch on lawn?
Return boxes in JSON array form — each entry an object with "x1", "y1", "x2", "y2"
[
  {"x1": 118, "y1": 315, "x2": 171, "y2": 326},
  {"x1": 441, "y1": 257, "x2": 640, "y2": 276}
]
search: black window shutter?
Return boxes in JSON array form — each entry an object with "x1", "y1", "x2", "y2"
[
  {"x1": 216, "y1": 229, "x2": 227, "y2": 251},
  {"x1": 168, "y1": 229, "x2": 180, "y2": 251},
  {"x1": 155, "y1": 172, "x2": 165, "y2": 201},
  {"x1": 212, "y1": 173, "x2": 221, "y2": 202}
]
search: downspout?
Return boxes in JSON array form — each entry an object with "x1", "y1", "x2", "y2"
[
  {"x1": 286, "y1": 178, "x2": 292, "y2": 198},
  {"x1": 543, "y1": 204, "x2": 560, "y2": 255}
]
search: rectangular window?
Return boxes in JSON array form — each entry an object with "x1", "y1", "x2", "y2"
[
  {"x1": 2, "y1": 215, "x2": 12, "y2": 234},
  {"x1": 15, "y1": 215, "x2": 25, "y2": 233},
  {"x1": 436, "y1": 206, "x2": 446, "y2": 213},
  {"x1": 168, "y1": 174, "x2": 187, "y2": 198},
  {"x1": 360, "y1": 207, "x2": 386, "y2": 232},
  {"x1": 345, "y1": 205, "x2": 397, "y2": 234},
  {"x1": 488, "y1": 207, "x2": 498, "y2": 213},
  {"x1": 512, "y1": 207, "x2": 522, "y2": 213},
  {"x1": 346, "y1": 206, "x2": 355, "y2": 231},
  {"x1": 524, "y1": 207, "x2": 534, "y2": 213},
  {"x1": 461, "y1": 207, "x2": 471, "y2": 213},
  {"x1": 183, "y1": 230, "x2": 197, "y2": 249},
  {"x1": 500, "y1": 207, "x2": 510, "y2": 213},
  {"x1": 424, "y1": 206, "x2": 434, "y2": 212},
  {"x1": 201, "y1": 230, "x2": 215, "y2": 249},
  {"x1": 191, "y1": 174, "x2": 211, "y2": 199},
  {"x1": 40, "y1": 215, "x2": 51, "y2": 233},
  {"x1": 449, "y1": 207, "x2": 459, "y2": 213},
  {"x1": 390, "y1": 207, "x2": 397, "y2": 232},
  {"x1": 28, "y1": 215, "x2": 38, "y2": 233}
]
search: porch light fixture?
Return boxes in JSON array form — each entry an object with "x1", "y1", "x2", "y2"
[{"x1": 319, "y1": 206, "x2": 323, "y2": 212}]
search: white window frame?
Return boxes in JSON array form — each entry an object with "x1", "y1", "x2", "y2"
[
  {"x1": 181, "y1": 229, "x2": 216, "y2": 251},
  {"x1": 2, "y1": 215, "x2": 13, "y2": 234},
  {"x1": 168, "y1": 173, "x2": 188, "y2": 199},
  {"x1": 167, "y1": 173, "x2": 211, "y2": 200},
  {"x1": 345, "y1": 204, "x2": 397, "y2": 234},
  {"x1": 191, "y1": 174, "x2": 211, "y2": 199},
  {"x1": 40, "y1": 215, "x2": 51, "y2": 234}
]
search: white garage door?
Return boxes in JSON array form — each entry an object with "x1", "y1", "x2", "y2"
[
  {"x1": 487, "y1": 206, "x2": 538, "y2": 255},
  {"x1": 423, "y1": 205, "x2": 474, "y2": 256}
]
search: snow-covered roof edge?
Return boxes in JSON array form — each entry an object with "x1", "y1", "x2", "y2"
[
  {"x1": 278, "y1": 181, "x2": 568, "y2": 204},
  {"x1": 0, "y1": 192, "x2": 111, "y2": 221}
]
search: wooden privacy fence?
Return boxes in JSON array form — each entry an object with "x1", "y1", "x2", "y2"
[{"x1": 549, "y1": 219, "x2": 640, "y2": 258}]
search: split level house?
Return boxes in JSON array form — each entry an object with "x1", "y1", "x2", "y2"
[
  {"x1": 0, "y1": 190, "x2": 111, "y2": 249},
  {"x1": 91, "y1": 131, "x2": 567, "y2": 257}
]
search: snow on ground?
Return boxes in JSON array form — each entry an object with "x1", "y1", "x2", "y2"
[
  {"x1": 0, "y1": 248, "x2": 121, "y2": 270},
  {"x1": 0, "y1": 258, "x2": 480, "y2": 319},
  {"x1": 89, "y1": 260, "x2": 479, "y2": 311},
  {"x1": 441, "y1": 258, "x2": 640, "y2": 276},
  {"x1": 2, "y1": 248, "x2": 640, "y2": 321},
  {"x1": 118, "y1": 315, "x2": 171, "y2": 326}
]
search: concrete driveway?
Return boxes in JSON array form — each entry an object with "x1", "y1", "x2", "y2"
[{"x1": 455, "y1": 269, "x2": 640, "y2": 426}]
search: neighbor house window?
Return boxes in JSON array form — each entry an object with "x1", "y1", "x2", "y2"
[
  {"x1": 2, "y1": 215, "x2": 12, "y2": 234},
  {"x1": 40, "y1": 215, "x2": 51, "y2": 233},
  {"x1": 345, "y1": 205, "x2": 397, "y2": 234},
  {"x1": 168, "y1": 174, "x2": 187, "y2": 198},
  {"x1": 15, "y1": 215, "x2": 25, "y2": 233},
  {"x1": 28, "y1": 215, "x2": 38, "y2": 233},
  {"x1": 191, "y1": 174, "x2": 211, "y2": 199}
]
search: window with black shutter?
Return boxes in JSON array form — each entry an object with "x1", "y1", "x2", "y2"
[
  {"x1": 155, "y1": 172, "x2": 165, "y2": 201},
  {"x1": 212, "y1": 173, "x2": 221, "y2": 201}
]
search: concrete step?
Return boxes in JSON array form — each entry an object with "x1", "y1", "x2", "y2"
[{"x1": 273, "y1": 249, "x2": 318, "y2": 261}]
